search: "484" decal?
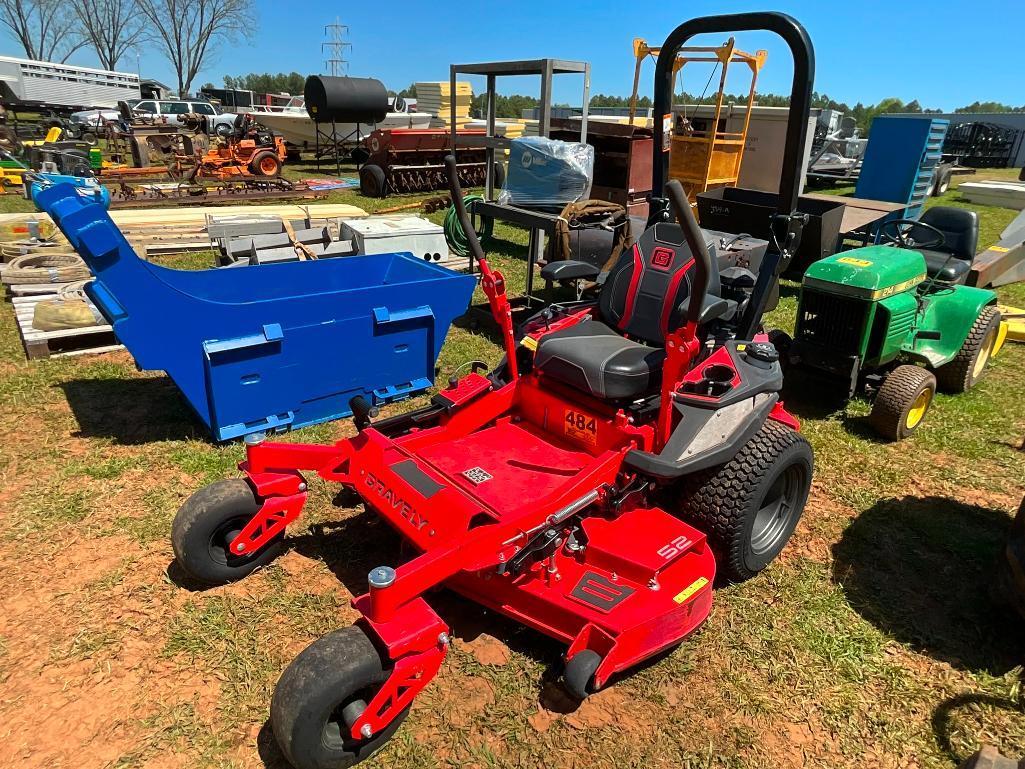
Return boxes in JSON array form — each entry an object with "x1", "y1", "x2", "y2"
[{"x1": 564, "y1": 409, "x2": 597, "y2": 446}]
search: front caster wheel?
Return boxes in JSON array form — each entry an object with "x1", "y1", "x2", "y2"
[
  {"x1": 271, "y1": 626, "x2": 409, "y2": 769},
  {"x1": 869, "y1": 364, "x2": 936, "y2": 441},
  {"x1": 563, "y1": 650, "x2": 601, "y2": 700},
  {"x1": 171, "y1": 478, "x2": 284, "y2": 585}
]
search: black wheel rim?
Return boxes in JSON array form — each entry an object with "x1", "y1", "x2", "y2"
[
  {"x1": 207, "y1": 514, "x2": 252, "y2": 567},
  {"x1": 750, "y1": 464, "x2": 805, "y2": 556}
]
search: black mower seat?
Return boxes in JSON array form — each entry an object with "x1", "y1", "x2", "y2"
[
  {"x1": 915, "y1": 206, "x2": 978, "y2": 284},
  {"x1": 534, "y1": 320, "x2": 664, "y2": 400},
  {"x1": 918, "y1": 251, "x2": 973, "y2": 283},
  {"x1": 535, "y1": 222, "x2": 722, "y2": 401}
]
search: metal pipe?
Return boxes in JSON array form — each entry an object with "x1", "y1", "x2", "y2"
[{"x1": 649, "y1": 12, "x2": 815, "y2": 224}]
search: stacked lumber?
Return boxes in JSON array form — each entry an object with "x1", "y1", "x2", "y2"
[
  {"x1": 0, "y1": 202, "x2": 368, "y2": 257},
  {"x1": 465, "y1": 120, "x2": 526, "y2": 139},
  {"x1": 416, "y1": 82, "x2": 473, "y2": 129}
]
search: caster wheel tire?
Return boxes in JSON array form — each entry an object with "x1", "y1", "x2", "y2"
[
  {"x1": 271, "y1": 626, "x2": 409, "y2": 769},
  {"x1": 676, "y1": 420, "x2": 813, "y2": 583},
  {"x1": 171, "y1": 478, "x2": 284, "y2": 585},
  {"x1": 563, "y1": 650, "x2": 601, "y2": 700},
  {"x1": 935, "y1": 306, "x2": 1002, "y2": 394},
  {"x1": 869, "y1": 364, "x2": 936, "y2": 441}
]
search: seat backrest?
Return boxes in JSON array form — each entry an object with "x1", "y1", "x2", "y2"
[
  {"x1": 919, "y1": 206, "x2": 979, "y2": 261},
  {"x1": 598, "y1": 222, "x2": 720, "y2": 346}
]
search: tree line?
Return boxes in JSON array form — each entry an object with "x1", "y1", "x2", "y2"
[
  {"x1": 0, "y1": 0, "x2": 252, "y2": 96},
  {"x1": 387, "y1": 82, "x2": 1023, "y2": 132}
]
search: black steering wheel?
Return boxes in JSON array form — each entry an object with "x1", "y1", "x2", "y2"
[{"x1": 879, "y1": 218, "x2": 946, "y2": 250}]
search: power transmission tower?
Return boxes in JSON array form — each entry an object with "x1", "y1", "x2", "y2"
[{"x1": 322, "y1": 18, "x2": 351, "y2": 76}]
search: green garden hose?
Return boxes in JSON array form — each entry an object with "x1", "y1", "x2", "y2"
[{"x1": 444, "y1": 194, "x2": 493, "y2": 257}]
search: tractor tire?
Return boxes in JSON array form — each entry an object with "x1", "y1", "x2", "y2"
[
  {"x1": 868, "y1": 364, "x2": 936, "y2": 441},
  {"x1": 766, "y1": 329, "x2": 793, "y2": 371},
  {"x1": 934, "y1": 306, "x2": 1002, "y2": 393},
  {"x1": 171, "y1": 479, "x2": 284, "y2": 585},
  {"x1": 249, "y1": 151, "x2": 282, "y2": 177},
  {"x1": 271, "y1": 626, "x2": 409, "y2": 769},
  {"x1": 675, "y1": 420, "x2": 813, "y2": 583},
  {"x1": 359, "y1": 164, "x2": 388, "y2": 198},
  {"x1": 933, "y1": 167, "x2": 953, "y2": 196},
  {"x1": 492, "y1": 160, "x2": 506, "y2": 190}
]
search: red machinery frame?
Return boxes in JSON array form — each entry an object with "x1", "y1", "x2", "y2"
[{"x1": 224, "y1": 158, "x2": 800, "y2": 740}]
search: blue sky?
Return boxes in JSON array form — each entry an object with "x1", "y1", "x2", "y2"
[{"x1": 5, "y1": 0, "x2": 1023, "y2": 110}]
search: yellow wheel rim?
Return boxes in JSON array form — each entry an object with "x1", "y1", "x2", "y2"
[
  {"x1": 973, "y1": 326, "x2": 997, "y2": 379},
  {"x1": 905, "y1": 388, "x2": 932, "y2": 430}
]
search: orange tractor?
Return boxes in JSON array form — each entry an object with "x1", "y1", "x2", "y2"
[{"x1": 171, "y1": 113, "x2": 287, "y2": 181}]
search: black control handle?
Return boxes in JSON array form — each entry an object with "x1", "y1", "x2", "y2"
[
  {"x1": 665, "y1": 179, "x2": 712, "y2": 326},
  {"x1": 444, "y1": 154, "x2": 486, "y2": 266}
]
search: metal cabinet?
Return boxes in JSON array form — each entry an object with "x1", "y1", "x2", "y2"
[{"x1": 855, "y1": 116, "x2": 949, "y2": 219}]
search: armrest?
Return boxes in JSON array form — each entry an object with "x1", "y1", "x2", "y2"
[
  {"x1": 677, "y1": 294, "x2": 734, "y2": 325},
  {"x1": 540, "y1": 260, "x2": 600, "y2": 282}
]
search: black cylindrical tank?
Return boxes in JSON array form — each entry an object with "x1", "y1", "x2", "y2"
[{"x1": 303, "y1": 76, "x2": 389, "y2": 123}]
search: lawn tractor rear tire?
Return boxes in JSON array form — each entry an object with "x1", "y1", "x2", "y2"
[
  {"x1": 359, "y1": 164, "x2": 388, "y2": 198},
  {"x1": 250, "y1": 151, "x2": 282, "y2": 177},
  {"x1": 675, "y1": 420, "x2": 813, "y2": 583},
  {"x1": 935, "y1": 306, "x2": 1002, "y2": 394},
  {"x1": 171, "y1": 478, "x2": 284, "y2": 586},
  {"x1": 868, "y1": 364, "x2": 936, "y2": 441},
  {"x1": 271, "y1": 626, "x2": 410, "y2": 769}
]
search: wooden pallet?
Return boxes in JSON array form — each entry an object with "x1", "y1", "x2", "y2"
[{"x1": 12, "y1": 293, "x2": 123, "y2": 359}]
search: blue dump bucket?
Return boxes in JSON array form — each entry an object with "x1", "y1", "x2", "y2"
[{"x1": 35, "y1": 184, "x2": 476, "y2": 441}]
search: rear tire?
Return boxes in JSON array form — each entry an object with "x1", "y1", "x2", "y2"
[
  {"x1": 934, "y1": 306, "x2": 1001, "y2": 393},
  {"x1": 359, "y1": 164, "x2": 388, "y2": 198},
  {"x1": 675, "y1": 420, "x2": 813, "y2": 583},
  {"x1": 868, "y1": 364, "x2": 936, "y2": 441},
  {"x1": 249, "y1": 151, "x2": 282, "y2": 177},
  {"x1": 933, "y1": 167, "x2": 952, "y2": 196},
  {"x1": 171, "y1": 479, "x2": 284, "y2": 585},
  {"x1": 271, "y1": 627, "x2": 409, "y2": 769}
]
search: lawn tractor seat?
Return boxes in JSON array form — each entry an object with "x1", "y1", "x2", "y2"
[
  {"x1": 534, "y1": 222, "x2": 728, "y2": 400},
  {"x1": 916, "y1": 206, "x2": 979, "y2": 284}
]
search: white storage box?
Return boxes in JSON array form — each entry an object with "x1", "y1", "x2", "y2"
[{"x1": 340, "y1": 216, "x2": 449, "y2": 261}]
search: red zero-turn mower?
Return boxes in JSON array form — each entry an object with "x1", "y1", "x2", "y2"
[{"x1": 171, "y1": 13, "x2": 816, "y2": 769}]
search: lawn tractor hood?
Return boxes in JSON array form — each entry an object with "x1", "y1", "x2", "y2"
[{"x1": 802, "y1": 246, "x2": 926, "y2": 301}]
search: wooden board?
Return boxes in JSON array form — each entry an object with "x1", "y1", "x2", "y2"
[
  {"x1": 12, "y1": 293, "x2": 123, "y2": 360},
  {"x1": 802, "y1": 192, "x2": 906, "y2": 235}
]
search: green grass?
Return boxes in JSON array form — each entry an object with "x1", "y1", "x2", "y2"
[{"x1": 0, "y1": 157, "x2": 1023, "y2": 769}]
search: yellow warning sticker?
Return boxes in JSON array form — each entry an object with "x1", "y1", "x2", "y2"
[
  {"x1": 521, "y1": 336, "x2": 538, "y2": 351},
  {"x1": 564, "y1": 409, "x2": 598, "y2": 446},
  {"x1": 989, "y1": 246, "x2": 1010, "y2": 253},
  {"x1": 673, "y1": 576, "x2": 710, "y2": 604},
  {"x1": 837, "y1": 256, "x2": 873, "y2": 267}
]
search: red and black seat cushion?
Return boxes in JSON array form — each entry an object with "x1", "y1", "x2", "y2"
[{"x1": 535, "y1": 223, "x2": 720, "y2": 400}]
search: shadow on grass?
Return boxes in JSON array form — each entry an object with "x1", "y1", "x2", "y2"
[
  {"x1": 932, "y1": 690, "x2": 1025, "y2": 765},
  {"x1": 256, "y1": 720, "x2": 290, "y2": 769},
  {"x1": 832, "y1": 495, "x2": 1019, "y2": 674},
  {"x1": 60, "y1": 375, "x2": 207, "y2": 445}
]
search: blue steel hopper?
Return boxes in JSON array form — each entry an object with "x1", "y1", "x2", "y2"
[{"x1": 35, "y1": 184, "x2": 476, "y2": 441}]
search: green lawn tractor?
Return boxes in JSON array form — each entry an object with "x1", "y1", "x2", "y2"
[{"x1": 782, "y1": 217, "x2": 1008, "y2": 440}]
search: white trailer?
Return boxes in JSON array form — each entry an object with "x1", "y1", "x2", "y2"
[{"x1": 0, "y1": 55, "x2": 141, "y2": 112}]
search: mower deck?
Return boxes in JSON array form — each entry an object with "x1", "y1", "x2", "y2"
[{"x1": 240, "y1": 366, "x2": 716, "y2": 694}]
